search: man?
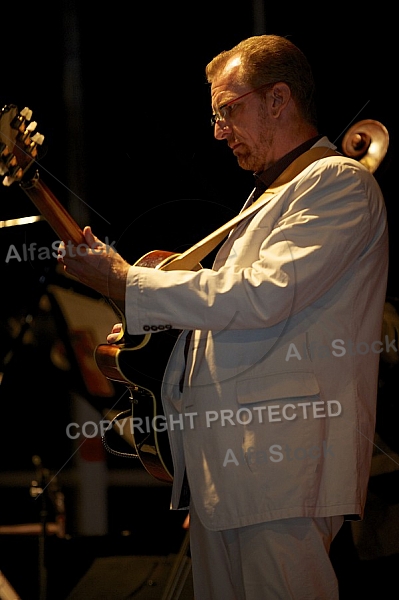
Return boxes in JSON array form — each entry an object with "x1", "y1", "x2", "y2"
[{"x1": 60, "y1": 35, "x2": 388, "y2": 599}]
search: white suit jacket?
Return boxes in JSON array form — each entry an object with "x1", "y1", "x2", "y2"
[{"x1": 125, "y1": 138, "x2": 388, "y2": 530}]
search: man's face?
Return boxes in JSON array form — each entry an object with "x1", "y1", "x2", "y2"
[{"x1": 211, "y1": 57, "x2": 278, "y2": 173}]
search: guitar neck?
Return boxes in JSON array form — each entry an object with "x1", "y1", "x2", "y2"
[{"x1": 21, "y1": 173, "x2": 86, "y2": 246}]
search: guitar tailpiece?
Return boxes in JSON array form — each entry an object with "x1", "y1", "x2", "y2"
[{"x1": 101, "y1": 409, "x2": 139, "y2": 459}]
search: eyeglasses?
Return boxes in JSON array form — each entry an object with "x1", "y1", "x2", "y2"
[{"x1": 210, "y1": 83, "x2": 273, "y2": 127}]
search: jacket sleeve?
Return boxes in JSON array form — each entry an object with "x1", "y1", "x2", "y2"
[{"x1": 125, "y1": 157, "x2": 387, "y2": 335}]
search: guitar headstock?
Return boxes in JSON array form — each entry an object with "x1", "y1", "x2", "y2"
[{"x1": 0, "y1": 104, "x2": 45, "y2": 186}]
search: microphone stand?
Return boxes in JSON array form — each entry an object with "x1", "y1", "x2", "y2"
[
  {"x1": 30, "y1": 456, "x2": 50, "y2": 600},
  {"x1": 30, "y1": 456, "x2": 66, "y2": 600}
]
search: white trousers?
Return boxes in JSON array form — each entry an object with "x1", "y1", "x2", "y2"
[{"x1": 189, "y1": 504, "x2": 344, "y2": 600}]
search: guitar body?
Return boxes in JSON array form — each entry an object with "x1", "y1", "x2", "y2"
[
  {"x1": 95, "y1": 327, "x2": 179, "y2": 484},
  {"x1": 95, "y1": 250, "x2": 186, "y2": 484}
]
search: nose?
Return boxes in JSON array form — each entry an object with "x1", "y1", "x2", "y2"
[{"x1": 214, "y1": 120, "x2": 232, "y2": 141}]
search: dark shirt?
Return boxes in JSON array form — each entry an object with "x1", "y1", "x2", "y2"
[{"x1": 251, "y1": 135, "x2": 323, "y2": 202}]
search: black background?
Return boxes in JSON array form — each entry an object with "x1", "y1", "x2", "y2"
[
  {"x1": 0, "y1": 4, "x2": 397, "y2": 598},
  {"x1": 1, "y1": 4, "x2": 396, "y2": 272}
]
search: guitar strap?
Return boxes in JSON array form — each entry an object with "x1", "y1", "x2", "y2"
[{"x1": 160, "y1": 146, "x2": 340, "y2": 272}]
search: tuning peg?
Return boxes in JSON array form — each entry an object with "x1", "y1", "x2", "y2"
[
  {"x1": 20, "y1": 107, "x2": 33, "y2": 121},
  {"x1": 19, "y1": 121, "x2": 43, "y2": 148},
  {"x1": 32, "y1": 132, "x2": 44, "y2": 145},
  {"x1": 26, "y1": 120, "x2": 37, "y2": 132},
  {"x1": 3, "y1": 175, "x2": 16, "y2": 186},
  {"x1": 9, "y1": 107, "x2": 34, "y2": 133}
]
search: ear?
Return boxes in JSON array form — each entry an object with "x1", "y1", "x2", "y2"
[{"x1": 269, "y1": 82, "x2": 291, "y2": 118}]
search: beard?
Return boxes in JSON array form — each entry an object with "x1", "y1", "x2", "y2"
[
  {"x1": 235, "y1": 145, "x2": 258, "y2": 171},
  {"x1": 235, "y1": 134, "x2": 274, "y2": 172},
  {"x1": 234, "y1": 109, "x2": 275, "y2": 172}
]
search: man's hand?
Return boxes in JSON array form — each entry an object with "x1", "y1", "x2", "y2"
[{"x1": 57, "y1": 226, "x2": 130, "y2": 313}]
